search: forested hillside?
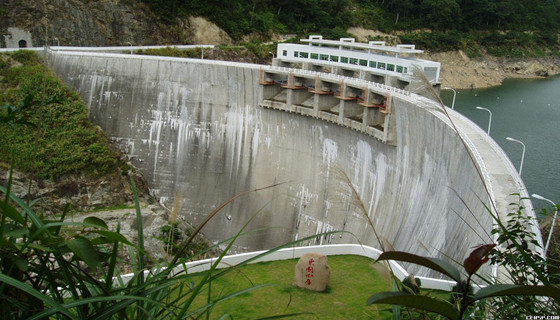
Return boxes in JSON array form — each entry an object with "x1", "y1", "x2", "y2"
[{"x1": 140, "y1": 0, "x2": 560, "y2": 56}]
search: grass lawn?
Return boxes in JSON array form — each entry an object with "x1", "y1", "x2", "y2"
[{"x1": 190, "y1": 255, "x2": 396, "y2": 319}]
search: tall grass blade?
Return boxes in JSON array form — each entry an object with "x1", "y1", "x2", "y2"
[
  {"x1": 472, "y1": 283, "x2": 560, "y2": 302},
  {"x1": 376, "y1": 251, "x2": 462, "y2": 283},
  {"x1": 367, "y1": 291, "x2": 460, "y2": 320},
  {"x1": 130, "y1": 176, "x2": 145, "y2": 319},
  {"x1": 0, "y1": 165, "x2": 14, "y2": 241},
  {"x1": 0, "y1": 273, "x2": 78, "y2": 320}
]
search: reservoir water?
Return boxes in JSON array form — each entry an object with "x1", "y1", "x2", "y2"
[{"x1": 441, "y1": 76, "x2": 560, "y2": 213}]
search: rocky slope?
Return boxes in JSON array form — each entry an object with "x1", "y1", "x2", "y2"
[
  {"x1": 0, "y1": 165, "x2": 215, "y2": 262},
  {"x1": 1, "y1": 0, "x2": 233, "y2": 47},
  {"x1": 427, "y1": 51, "x2": 560, "y2": 89}
]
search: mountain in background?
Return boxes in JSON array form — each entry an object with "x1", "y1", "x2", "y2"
[{"x1": 2, "y1": 0, "x2": 559, "y2": 57}]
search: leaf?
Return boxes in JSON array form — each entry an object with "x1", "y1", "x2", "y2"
[
  {"x1": 4, "y1": 225, "x2": 28, "y2": 238},
  {"x1": 0, "y1": 185, "x2": 45, "y2": 228},
  {"x1": 90, "y1": 230, "x2": 133, "y2": 245},
  {"x1": 0, "y1": 273, "x2": 77, "y2": 320},
  {"x1": 9, "y1": 255, "x2": 29, "y2": 272},
  {"x1": 472, "y1": 284, "x2": 560, "y2": 302},
  {"x1": 83, "y1": 216, "x2": 108, "y2": 229},
  {"x1": 1, "y1": 203, "x2": 26, "y2": 225},
  {"x1": 367, "y1": 292, "x2": 460, "y2": 320},
  {"x1": 463, "y1": 244, "x2": 496, "y2": 275},
  {"x1": 376, "y1": 251, "x2": 463, "y2": 283},
  {"x1": 24, "y1": 243, "x2": 53, "y2": 252},
  {"x1": 64, "y1": 236, "x2": 99, "y2": 269}
]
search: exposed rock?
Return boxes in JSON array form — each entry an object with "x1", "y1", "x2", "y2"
[
  {"x1": 427, "y1": 51, "x2": 560, "y2": 89},
  {"x1": 181, "y1": 16, "x2": 233, "y2": 45},
  {"x1": 1, "y1": 0, "x2": 233, "y2": 47},
  {"x1": 347, "y1": 27, "x2": 399, "y2": 44},
  {"x1": 0, "y1": 166, "x2": 151, "y2": 214},
  {"x1": 0, "y1": 165, "x2": 216, "y2": 264}
]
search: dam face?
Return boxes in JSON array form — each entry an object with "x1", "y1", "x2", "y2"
[{"x1": 48, "y1": 51, "x2": 494, "y2": 277}]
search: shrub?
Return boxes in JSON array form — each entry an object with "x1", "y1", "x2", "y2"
[{"x1": 0, "y1": 52, "x2": 123, "y2": 179}]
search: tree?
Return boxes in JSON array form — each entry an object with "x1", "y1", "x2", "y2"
[{"x1": 422, "y1": 0, "x2": 461, "y2": 30}]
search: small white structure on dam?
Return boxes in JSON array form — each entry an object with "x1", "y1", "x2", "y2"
[{"x1": 45, "y1": 44, "x2": 539, "y2": 279}]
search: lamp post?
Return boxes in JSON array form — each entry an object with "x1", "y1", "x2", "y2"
[
  {"x1": 127, "y1": 42, "x2": 132, "y2": 54},
  {"x1": 532, "y1": 194, "x2": 558, "y2": 258},
  {"x1": 506, "y1": 137, "x2": 525, "y2": 177},
  {"x1": 476, "y1": 106, "x2": 492, "y2": 135},
  {"x1": 444, "y1": 86, "x2": 456, "y2": 109}
]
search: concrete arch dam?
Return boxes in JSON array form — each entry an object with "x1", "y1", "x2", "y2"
[{"x1": 47, "y1": 50, "x2": 530, "y2": 278}]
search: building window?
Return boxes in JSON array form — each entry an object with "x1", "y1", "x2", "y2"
[
  {"x1": 311, "y1": 53, "x2": 319, "y2": 59},
  {"x1": 359, "y1": 59, "x2": 367, "y2": 66},
  {"x1": 299, "y1": 52, "x2": 309, "y2": 58},
  {"x1": 294, "y1": 51, "x2": 299, "y2": 58},
  {"x1": 387, "y1": 64, "x2": 395, "y2": 71},
  {"x1": 320, "y1": 54, "x2": 329, "y2": 61},
  {"x1": 396, "y1": 65, "x2": 403, "y2": 73},
  {"x1": 378, "y1": 62, "x2": 386, "y2": 70},
  {"x1": 349, "y1": 58, "x2": 358, "y2": 65},
  {"x1": 283, "y1": 50, "x2": 287, "y2": 56},
  {"x1": 369, "y1": 61, "x2": 377, "y2": 68},
  {"x1": 341, "y1": 57, "x2": 349, "y2": 63},
  {"x1": 403, "y1": 67, "x2": 408, "y2": 73},
  {"x1": 330, "y1": 55, "x2": 339, "y2": 62}
]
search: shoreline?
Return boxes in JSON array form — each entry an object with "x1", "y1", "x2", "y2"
[{"x1": 425, "y1": 51, "x2": 560, "y2": 89}]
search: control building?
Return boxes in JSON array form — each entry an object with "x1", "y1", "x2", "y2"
[{"x1": 275, "y1": 35, "x2": 441, "y2": 92}]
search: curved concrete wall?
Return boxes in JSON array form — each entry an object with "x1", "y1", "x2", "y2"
[{"x1": 48, "y1": 51, "x2": 495, "y2": 277}]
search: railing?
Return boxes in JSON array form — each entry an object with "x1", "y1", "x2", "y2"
[{"x1": 263, "y1": 65, "x2": 412, "y2": 98}]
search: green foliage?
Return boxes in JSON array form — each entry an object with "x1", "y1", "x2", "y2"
[
  {"x1": 399, "y1": 30, "x2": 465, "y2": 51},
  {"x1": 450, "y1": 280, "x2": 474, "y2": 305},
  {"x1": 0, "y1": 171, "x2": 320, "y2": 318},
  {"x1": 8, "y1": 50, "x2": 43, "y2": 65},
  {"x1": 135, "y1": 47, "x2": 203, "y2": 59},
  {"x1": 367, "y1": 200, "x2": 560, "y2": 319},
  {"x1": 243, "y1": 39, "x2": 276, "y2": 60},
  {"x1": 486, "y1": 201, "x2": 560, "y2": 318},
  {"x1": 136, "y1": 0, "x2": 559, "y2": 54},
  {"x1": 0, "y1": 51, "x2": 123, "y2": 179},
  {"x1": 0, "y1": 180, "x2": 135, "y2": 318},
  {"x1": 401, "y1": 275, "x2": 422, "y2": 294}
]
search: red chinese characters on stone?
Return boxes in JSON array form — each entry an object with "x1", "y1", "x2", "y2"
[
  {"x1": 305, "y1": 258, "x2": 315, "y2": 285},
  {"x1": 305, "y1": 258, "x2": 315, "y2": 286}
]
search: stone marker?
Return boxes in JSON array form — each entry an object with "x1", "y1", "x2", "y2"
[{"x1": 295, "y1": 253, "x2": 330, "y2": 292}]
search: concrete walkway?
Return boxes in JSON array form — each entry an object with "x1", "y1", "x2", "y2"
[{"x1": 428, "y1": 100, "x2": 542, "y2": 252}]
